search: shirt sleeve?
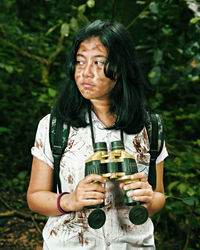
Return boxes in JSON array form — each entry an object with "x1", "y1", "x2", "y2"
[
  {"x1": 31, "y1": 114, "x2": 54, "y2": 169},
  {"x1": 156, "y1": 141, "x2": 168, "y2": 164}
]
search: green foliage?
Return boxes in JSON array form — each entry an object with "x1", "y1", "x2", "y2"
[
  {"x1": 1, "y1": 170, "x2": 29, "y2": 193},
  {"x1": 0, "y1": 0, "x2": 200, "y2": 249},
  {"x1": 153, "y1": 144, "x2": 200, "y2": 249}
]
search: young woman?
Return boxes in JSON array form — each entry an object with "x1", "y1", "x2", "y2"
[{"x1": 27, "y1": 20, "x2": 168, "y2": 249}]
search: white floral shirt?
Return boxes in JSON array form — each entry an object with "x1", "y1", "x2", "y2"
[{"x1": 31, "y1": 113, "x2": 168, "y2": 250}]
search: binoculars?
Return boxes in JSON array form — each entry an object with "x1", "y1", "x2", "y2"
[{"x1": 85, "y1": 140, "x2": 149, "y2": 229}]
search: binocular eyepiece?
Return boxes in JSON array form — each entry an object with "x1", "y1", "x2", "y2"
[{"x1": 85, "y1": 140, "x2": 149, "y2": 229}]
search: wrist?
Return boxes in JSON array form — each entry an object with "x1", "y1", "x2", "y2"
[
  {"x1": 57, "y1": 192, "x2": 72, "y2": 214},
  {"x1": 148, "y1": 191, "x2": 165, "y2": 216}
]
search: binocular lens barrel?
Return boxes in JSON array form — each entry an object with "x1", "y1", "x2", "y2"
[
  {"x1": 88, "y1": 209, "x2": 106, "y2": 229},
  {"x1": 129, "y1": 205, "x2": 149, "y2": 225},
  {"x1": 94, "y1": 142, "x2": 107, "y2": 152},
  {"x1": 85, "y1": 142, "x2": 107, "y2": 176}
]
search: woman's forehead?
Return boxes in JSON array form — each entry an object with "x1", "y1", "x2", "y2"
[{"x1": 77, "y1": 37, "x2": 108, "y2": 55}]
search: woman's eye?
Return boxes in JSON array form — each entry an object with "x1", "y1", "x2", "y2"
[
  {"x1": 76, "y1": 60, "x2": 84, "y2": 65},
  {"x1": 95, "y1": 61, "x2": 104, "y2": 66}
]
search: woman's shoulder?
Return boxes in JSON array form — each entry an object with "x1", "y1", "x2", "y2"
[
  {"x1": 39, "y1": 113, "x2": 51, "y2": 123},
  {"x1": 35, "y1": 114, "x2": 51, "y2": 134},
  {"x1": 37, "y1": 114, "x2": 51, "y2": 126},
  {"x1": 127, "y1": 126, "x2": 149, "y2": 141}
]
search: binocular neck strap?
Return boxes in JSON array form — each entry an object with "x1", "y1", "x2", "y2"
[
  {"x1": 88, "y1": 110, "x2": 124, "y2": 151},
  {"x1": 88, "y1": 110, "x2": 95, "y2": 149},
  {"x1": 120, "y1": 129, "x2": 124, "y2": 144}
]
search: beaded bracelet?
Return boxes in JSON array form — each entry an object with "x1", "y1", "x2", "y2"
[{"x1": 57, "y1": 192, "x2": 72, "y2": 214}]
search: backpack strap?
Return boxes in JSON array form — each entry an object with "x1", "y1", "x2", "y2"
[
  {"x1": 145, "y1": 113, "x2": 164, "y2": 190},
  {"x1": 49, "y1": 113, "x2": 70, "y2": 193}
]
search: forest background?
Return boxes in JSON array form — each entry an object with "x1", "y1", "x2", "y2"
[{"x1": 0, "y1": 0, "x2": 200, "y2": 249}]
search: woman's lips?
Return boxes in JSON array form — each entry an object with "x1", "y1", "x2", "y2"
[{"x1": 82, "y1": 83, "x2": 93, "y2": 88}]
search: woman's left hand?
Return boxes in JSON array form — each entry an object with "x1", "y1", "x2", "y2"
[{"x1": 119, "y1": 172, "x2": 153, "y2": 210}]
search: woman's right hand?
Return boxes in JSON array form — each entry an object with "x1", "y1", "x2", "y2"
[{"x1": 61, "y1": 174, "x2": 106, "y2": 212}]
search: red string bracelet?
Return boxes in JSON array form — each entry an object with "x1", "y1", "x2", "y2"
[{"x1": 57, "y1": 192, "x2": 71, "y2": 214}]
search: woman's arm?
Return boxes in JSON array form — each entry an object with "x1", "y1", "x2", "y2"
[
  {"x1": 147, "y1": 161, "x2": 165, "y2": 216},
  {"x1": 27, "y1": 157, "x2": 106, "y2": 216},
  {"x1": 27, "y1": 157, "x2": 64, "y2": 216}
]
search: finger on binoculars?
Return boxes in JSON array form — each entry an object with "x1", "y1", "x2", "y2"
[
  {"x1": 85, "y1": 191, "x2": 106, "y2": 200},
  {"x1": 119, "y1": 182, "x2": 125, "y2": 189},
  {"x1": 131, "y1": 196, "x2": 151, "y2": 205},
  {"x1": 124, "y1": 180, "x2": 149, "y2": 191},
  {"x1": 85, "y1": 183, "x2": 106, "y2": 193},
  {"x1": 130, "y1": 172, "x2": 147, "y2": 181},
  {"x1": 84, "y1": 174, "x2": 106, "y2": 184},
  {"x1": 85, "y1": 198, "x2": 104, "y2": 206},
  {"x1": 126, "y1": 188, "x2": 153, "y2": 197}
]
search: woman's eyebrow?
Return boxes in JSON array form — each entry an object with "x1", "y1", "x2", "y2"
[
  {"x1": 76, "y1": 53, "x2": 84, "y2": 57},
  {"x1": 76, "y1": 54, "x2": 107, "y2": 59},
  {"x1": 94, "y1": 55, "x2": 107, "y2": 59}
]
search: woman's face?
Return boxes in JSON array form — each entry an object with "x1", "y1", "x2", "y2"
[{"x1": 74, "y1": 37, "x2": 116, "y2": 102}]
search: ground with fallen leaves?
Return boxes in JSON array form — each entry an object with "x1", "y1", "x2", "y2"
[{"x1": 0, "y1": 191, "x2": 46, "y2": 249}]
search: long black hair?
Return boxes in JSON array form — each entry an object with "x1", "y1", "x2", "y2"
[{"x1": 53, "y1": 20, "x2": 147, "y2": 134}]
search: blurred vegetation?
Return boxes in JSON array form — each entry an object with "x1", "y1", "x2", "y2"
[{"x1": 0, "y1": 0, "x2": 200, "y2": 249}]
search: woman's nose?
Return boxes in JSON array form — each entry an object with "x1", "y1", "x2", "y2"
[{"x1": 83, "y1": 62, "x2": 94, "y2": 77}]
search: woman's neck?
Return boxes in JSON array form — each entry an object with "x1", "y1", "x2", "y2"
[{"x1": 91, "y1": 100, "x2": 116, "y2": 128}]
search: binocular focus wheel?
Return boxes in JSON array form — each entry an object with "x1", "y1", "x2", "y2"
[
  {"x1": 129, "y1": 206, "x2": 149, "y2": 225},
  {"x1": 88, "y1": 209, "x2": 106, "y2": 229}
]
